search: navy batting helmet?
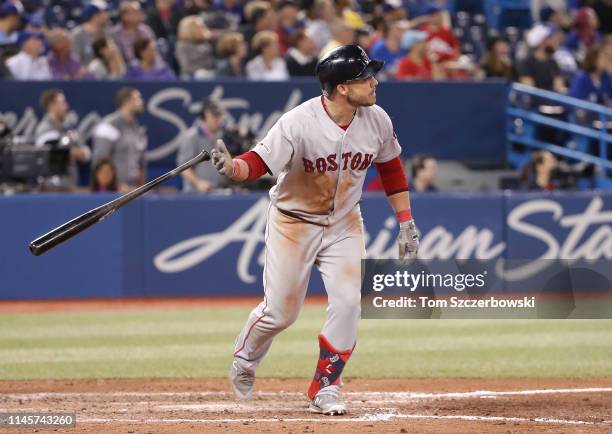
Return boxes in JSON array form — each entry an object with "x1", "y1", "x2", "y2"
[{"x1": 315, "y1": 45, "x2": 384, "y2": 97}]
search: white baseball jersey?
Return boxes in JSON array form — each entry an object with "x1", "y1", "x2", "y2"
[
  {"x1": 232, "y1": 95, "x2": 403, "y2": 391},
  {"x1": 252, "y1": 96, "x2": 402, "y2": 226}
]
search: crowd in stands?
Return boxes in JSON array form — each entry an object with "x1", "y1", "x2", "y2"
[
  {"x1": 0, "y1": 0, "x2": 609, "y2": 103},
  {"x1": 0, "y1": 0, "x2": 610, "y2": 194}
]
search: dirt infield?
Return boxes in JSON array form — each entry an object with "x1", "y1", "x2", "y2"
[
  {"x1": 2, "y1": 298, "x2": 611, "y2": 432},
  {"x1": 1, "y1": 378, "x2": 611, "y2": 433}
]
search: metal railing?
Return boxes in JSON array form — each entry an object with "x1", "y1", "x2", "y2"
[{"x1": 507, "y1": 82, "x2": 612, "y2": 188}]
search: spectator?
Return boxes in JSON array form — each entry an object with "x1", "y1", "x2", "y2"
[
  {"x1": 410, "y1": 153, "x2": 438, "y2": 192},
  {"x1": 565, "y1": 7, "x2": 602, "y2": 62},
  {"x1": 71, "y1": 0, "x2": 109, "y2": 65},
  {"x1": 87, "y1": 36, "x2": 126, "y2": 79},
  {"x1": 520, "y1": 150, "x2": 557, "y2": 191},
  {"x1": 276, "y1": 0, "x2": 304, "y2": 55},
  {"x1": 246, "y1": 30, "x2": 289, "y2": 80},
  {"x1": 383, "y1": 0, "x2": 408, "y2": 24},
  {"x1": 603, "y1": 36, "x2": 612, "y2": 75},
  {"x1": 91, "y1": 158, "x2": 118, "y2": 192},
  {"x1": 47, "y1": 28, "x2": 89, "y2": 79},
  {"x1": 34, "y1": 89, "x2": 91, "y2": 188},
  {"x1": 175, "y1": 15, "x2": 215, "y2": 78},
  {"x1": 92, "y1": 87, "x2": 147, "y2": 190},
  {"x1": 216, "y1": 31, "x2": 247, "y2": 77},
  {"x1": 421, "y1": 3, "x2": 459, "y2": 63},
  {"x1": 531, "y1": 1, "x2": 567, "y2": 25},
  {"x1": 396, "y1": 30, "x2": 444, "y2": 80},
  {"x1": 320, "y1": 19, "x2": 354, "y2": 57},
  {"x1": 569, "y1": 46, "x2": 611, "y2": 106},
  {"x1": 125, "y1": 38, "x2": 175, "y2": 79},
  {"x1": 336, "y1": 0, "x2": 364, "y2": 30},
  {"x1": 111, "y1": 0, "x2": 156, "y2": 64},
  {"x1": 305, "y1": 0, "x2": 334, "y2": 51},
  {"x1": 208, "y1": 0, "x2": 243, "y2": 32},
  {"x1": 480, "y1": 36, "x2": 513, "y2": 80},
  {"x1": 369, "y1": 20, "x2": 406, "y2": 77},
  {"x1": 537, "y1": 6, "x2": 567, "y2": 27},
  {"x1": 146, "y1": 0, "x2": 182, "y2": 40},
  {"x1": 551, "y1": 27, "x2": 578, "y2": 79},
  {"x1": 177, "y1": 98, "x2": 227, "y2": 192},
  {"x1": 6, "y1": 31, "x2": 52, "y2": 80},
  {"x1": 242, "y1": 2, "x2": 277, "y2": 49},
  {"x1": 518, "y1": 24, "x2": 567, "y2": 93},
  {"x1": 355, "y1": 25, "x2": 374, "y2": 52},
  {"x1": 0, "y1": 0, "x2": 26, "y2": 44},
  {"x1": 285, "y1": 29, "x2": 318, "y2": 76}
]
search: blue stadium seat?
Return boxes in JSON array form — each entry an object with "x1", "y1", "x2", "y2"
[
  {"x1": 501, "y1": 26, "x2": 524, "y2": 57},
  {"x1": 453, "y1": 10, "x2": 487, "y2": 61},
  {"x1": 485, "y1": 0, "x2": 532, "y2": 30},
  {"x1": 448, "y1": 0, "x2": 485, "y2": 14}
]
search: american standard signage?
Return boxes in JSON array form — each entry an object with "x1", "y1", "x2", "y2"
[{"x1": 154, "y1": 195, "x2": 612, "y2": 284}]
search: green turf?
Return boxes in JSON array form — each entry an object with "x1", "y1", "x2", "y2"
[{"x1": 0, "y1": 306, "x2": 611, "y2": 380}]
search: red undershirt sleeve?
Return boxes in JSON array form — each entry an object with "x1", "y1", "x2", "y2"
[
  {"x1": 374, "y1": 156, "x2": 409, "y2": 196},
  {"x1": 235, "y1": 150, "x2": 270, "y2": 180}
]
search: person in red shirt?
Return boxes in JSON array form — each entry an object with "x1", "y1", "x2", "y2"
[
  {"x1": 396, "y1": 30, "x2": 444, "y2": 79},
  {"x1": 420, "y1": 4, "x2": 459, "y2": 63},
  {"x1": 275, "y1": 0, "x2": 304, "y2": 55}
]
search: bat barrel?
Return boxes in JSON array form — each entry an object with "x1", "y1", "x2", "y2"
[
  {"x1": 29, "y1": 207, "x2": 111, "y2": 256},
  {"x1": 28, "y1": 150, "x2": 210, "y2": 256}
]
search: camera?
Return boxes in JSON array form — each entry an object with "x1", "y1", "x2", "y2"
[
  {"x1": 551, "y1": 161, "x2": 595, "y2": 189},
  {"x1": 0, "y1": 117, "x2": 71, "y2": 184}
]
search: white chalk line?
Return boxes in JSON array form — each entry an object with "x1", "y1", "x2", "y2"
[
  {"x1": 152, "y1": 403, "x2": 397, "y2": 413},
  {"x1": 4, "y1": 387, "x2": 612, "y2": 401},
  {"x1": 76, "y1": 414, "x2": 611, "y2": 426}
]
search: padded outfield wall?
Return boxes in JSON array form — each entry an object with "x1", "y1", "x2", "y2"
[{"x1": 1, "y1": 191, "x2": 610, "y2": 299}]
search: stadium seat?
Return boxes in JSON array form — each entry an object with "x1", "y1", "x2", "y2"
[{"x1": 485, "y1": 0, "x2": 532, "y2": 30}]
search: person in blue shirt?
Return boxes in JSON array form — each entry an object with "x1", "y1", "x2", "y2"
[
  {"x1": 569, "y1": 45, "x2": 611, "y2": 106},
  {"x1": 564, "y1": 7, "x2": 602, "y2": 62},
  {"x1": 369, "y1": 21, "x2": 406, "y2": 78},
  {"x1": 125, "y1": 37, "x2": 175, "y2": 80},
  {"x1": 0, "y1": 0, "x2": 26, "y2": 44}
]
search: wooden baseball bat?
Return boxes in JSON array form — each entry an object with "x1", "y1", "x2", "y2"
[{"x1": 29, "y1": 150, "x2": 211, "y2": 256}]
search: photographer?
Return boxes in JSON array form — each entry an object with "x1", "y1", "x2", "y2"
[
  {"x1": 410, "y1": 154, "x2": 439, "y2": 193},
  {"x1": 520, "y1": 150, "x2": 593, "y2": 191},
  {"x1": 34, "y1": 89, "x2": 91, "y2": 189},
  {"x1": 177, "y1": 98, "x2": 228, "y2": 192}
]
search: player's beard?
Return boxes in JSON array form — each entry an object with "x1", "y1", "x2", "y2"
[{"x1": 347, "y1": 88, "x2": 376, "y2": 107}]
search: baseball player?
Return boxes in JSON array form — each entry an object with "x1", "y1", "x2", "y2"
[{"x1": 211, "y1": 45, "x2": 419, "y2": 415}]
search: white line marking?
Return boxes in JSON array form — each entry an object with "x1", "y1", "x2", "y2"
[
  {"x1": 77, "y1": 414, "x2": 610, "y2": 426},
  {"x1": 4, "y1": 387, "x2": 612, "y2": 401},
  {"x1": 152, "y1": 403, "x2": 396, "y2": 412},
  {"x1": 396, "y1": 414, "x2": 608, "y2": 426}
]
